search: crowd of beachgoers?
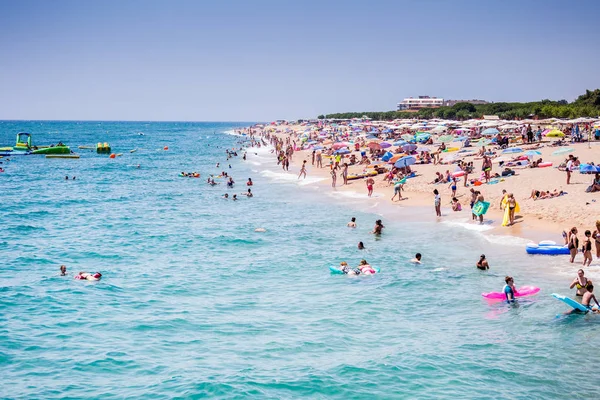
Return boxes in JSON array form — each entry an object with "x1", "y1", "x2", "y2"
[{"x1": 228, "y1": 121, "x2": 600, "y2": 311}]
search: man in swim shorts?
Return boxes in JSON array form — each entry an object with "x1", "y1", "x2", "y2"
[
  {"x1": 411, "y1": 253, "x2": 422, "y2": 264},
  {"x1": 347, "y1": 217, "x2": 356, "y2": 228}
]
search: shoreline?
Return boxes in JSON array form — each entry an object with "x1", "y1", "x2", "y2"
[{"x1": 241, "y1": 127, "x2": 599, "y2": 249}]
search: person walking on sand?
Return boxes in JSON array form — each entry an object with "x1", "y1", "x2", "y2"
[
  {"x1": 311, "y1": 150, "x2": 316, "y2": 166},
  {"x1": 433, "y1": 189, "x2": 441, "y2": 217},
  {"x1": 566, "y1": 155, "x2": 574, "y2": 185},
  {"x1": 448, "y1": 176, "x2": 457, "y2": 198},
  {"x1": 366, "y1": 177, "x2": 375, "y2": 197},
  {"x1": 476, "y1": 193, "x2": 485, "y2": 224},
  {"x1": 298, "y1": 160, "x2": 307, "y2": 179}
]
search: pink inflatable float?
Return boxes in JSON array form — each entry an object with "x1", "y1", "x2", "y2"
[{"x1": 481, "y1": 285, "x2": 540, "y2": 299}]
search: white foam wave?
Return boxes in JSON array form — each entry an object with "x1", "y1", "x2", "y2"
[
  {"x1": 260, "y1": 170, "x2": 326, "y2": 186},
  {"x1": 483, "y1": 234, "x2": 531, "y2": 247},
  {"x1": 442, "y1": 220, "x2": 494, "y2": 232},
  {"x1": 327, "y1": 191, "x2": 384, "y2": 200}
]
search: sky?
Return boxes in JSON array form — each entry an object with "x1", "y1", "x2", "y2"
[{"x1": 0, "y1": 0, "x2": 599, "y2": 121}]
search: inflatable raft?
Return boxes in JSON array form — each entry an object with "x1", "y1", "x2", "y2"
[
  {"x1": 329, "y1": 266, "x2": 380, "y2": 275},
  {"x1": 526, "y1": 241, "x2": 570, "y2": 255},
  {"x1": 347, "y1": 170, "x2": 378, "y2": 180}
]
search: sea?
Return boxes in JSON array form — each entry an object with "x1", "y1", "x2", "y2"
[{"x1": 1, "y1": 121, "x2": 600, "y2": 399}]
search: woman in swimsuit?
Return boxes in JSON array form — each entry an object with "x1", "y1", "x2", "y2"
[
  {"x1": 568, "y1": 227, "x2": 579, "y2": 263},
  {"x1": 570, "y1": 269, "x2": 591, "y2": 297},
  {"x1": 358, "y1": 259, "x2": 376, "y2": 275},
  {"x1": 582, "y1": 230, "x2": 593, "y2": 266},
  {"x1": 507, "y1": 194, "x2": 516, "y2": 226},
  {"x1": 592, "y1": 220, "x2": 600, "y2": 259},
  {"x1": 371, "y1": 219, "x2": 384, "y2": 235}
]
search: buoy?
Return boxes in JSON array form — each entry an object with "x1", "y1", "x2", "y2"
[
  {"x1": 163, "y1": 146, "x2": 169, "y2": 150},
  {"x1": 255, "y1": 228, "x2": 267, "y2": 232},
  {"x1": 109, "y1": 153, "x2": 116, "y2": 159}
]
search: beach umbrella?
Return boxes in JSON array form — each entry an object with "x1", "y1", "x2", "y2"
[
  {"x1": 393, "y1": 140, "x2": 407, "y2": 146},
  {"x1": 546, "y1": 129, "x2": 565, "y2": 138},
  {"x1": 401, "y1": 134, "x2": 414, "y2": 142},
  {"x1": 388, "y1": 154, "x2": 407, "y2": 163},
  {"x1": 367, "y1": 142, "x2": 382, "y2": 150},
  {"x1": 438, "y1": 135, "x2": 454, "y2": 143},
  {"x1": 313, "y1": 145, "x2": 323, "y2": 150},
  {"x1": 394, "y1": 156, "x2": 416, "y2": 168},
  {"x1": 453, "y1": 136, "x2": 468, "y2": 142},
  {"x1": 402, "y1": 143, "x2": 417, "y2": 152},
  {"x1": 502, "y1": 147, "x2": 523, "y2": 154},
  {"x1": 416, "y1": 146, "x2": 430, "y2": 152},
  {"x1": 552, "y1": 147, "x2": 574, "y2": 156},
  {"x1": 579, "y1": 164, "x2": 600, "y2": 174},
  {"x1": 332, "y1": 142, "x2": 349, "y2": 150},
  {"x1": 481, "y1": 128, "x2": 500, "y2": 136},
  {"x1": 474, "y1": 139, "x2": 491, "y2": 147},
  {"x1": 380, "y1": 141, "x2": 392, "y2": 148},
  {"x1": 334, "y1": 148, "x2": 351, "y2": 154},
  {"x1": 525, "y1": 150, "x2": 542, "y2": 157}
]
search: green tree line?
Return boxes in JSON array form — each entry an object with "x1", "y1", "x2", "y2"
[{"x1": 318, "y1": 89, "x2": 600, "y2": 121}]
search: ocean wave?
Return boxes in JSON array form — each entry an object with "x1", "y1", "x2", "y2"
[{"x1": 442, "y1": 220, "x2": 494, "y2": 232}]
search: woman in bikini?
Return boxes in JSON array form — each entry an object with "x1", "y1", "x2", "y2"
[
  {"x1": 582, "y1": 230, "x2": 593, "y2": 266},
  {"x1": 592, "y1": 220, "x2": 600, "y2": 259},
  {"x1": 568, "y1": 227, "x2": 579, "y2": 263},
  {"x1": 570, "y1": 269, "x2": 591, "y2": 297},
  {"x1": 507, "y1": 193, "x2": 517, "y2": 226}
]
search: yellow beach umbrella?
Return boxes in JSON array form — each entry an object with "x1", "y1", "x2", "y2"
[{"x1": 546, "y1": 129, "x2": 565, "y2": 138}]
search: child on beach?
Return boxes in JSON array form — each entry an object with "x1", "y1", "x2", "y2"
[
  {"x1": 451, "y1": 197, "x2": 462, "y2": 211},
  {"x1": 582, "y1": 230, "x2": 593, "y2": 266},
  {"x1": 449, "y1": 177, "x2": 457, "y2": 197},
  {"x1": 366, "y1": 177, "x2": 375, "y2": 197}
]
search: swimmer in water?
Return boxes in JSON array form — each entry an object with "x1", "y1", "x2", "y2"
[
  {"x1": 232, "y1": 194, "x2": 238, "y2": 201},
  {"x1": 503, "y1": 276, "x2": 516, "y2": 302},
  {"x1": 411, "y1": 253, "x2": 422, "y2": 264},
  {"x1": 223, "y1": 193, "x2": 229, "y2": 199},
  {"x1": 247, "y1": 178, "x2": 253, "y2": 186},
  {"x1": 75, "y1": 272, "x2": 102, "y2": 281},
  {"x1": 60, "y1": 265, "x2": 67, "y2": 276},
  {"x1": 358, "y1": 241, "x2": 365, "y2": 250},
  {"x1": 347, "y1": 217, "x2": 356, "y2": 228},
  {"x1": 476, "y1": 254, "x2": 489, "y2": 270},
  {"x1": 358, "y1": 259, "x2": 376, "y2": 275},
  {"x1": 371, "y1": 219, "x2": 384, "y2": 235},
  {"x1": 243, "y1": 188, "x2": 253, "y2": 197},
  {"x1": 565, "y1": 283, "x2": 600, "y2": 314},
  {"x1": 570, "y1": 269, "x2": 591, "y2": 297}
]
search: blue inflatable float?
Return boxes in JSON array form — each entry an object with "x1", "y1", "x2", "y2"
[{"x1": 526, "y1": 241, "x2": 570, "y2": 255}]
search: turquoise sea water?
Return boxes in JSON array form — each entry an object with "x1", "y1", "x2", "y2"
[{"x1": 1, "y1": 121, "x2": 600, "y2": 399}]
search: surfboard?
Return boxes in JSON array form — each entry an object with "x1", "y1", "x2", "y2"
[
  {"x1": 472, "y1": 201, "x2": 490, "y2": 217},
  {"x1": 552, "y1": 293, "x2": 590, "y2": 312}
]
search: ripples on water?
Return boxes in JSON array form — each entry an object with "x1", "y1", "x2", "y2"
[{"x1": 1, "y1": 121, "x2": 600, "y2": 399}]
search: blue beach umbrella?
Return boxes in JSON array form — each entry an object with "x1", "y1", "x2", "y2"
[
  {"x1": 502, "y1": 147, "x2": 523, "y2": 154},
  {"x1": 334, "y1": 148, "x2": 351, "y2": 154},
  {"x1": 393, "y1": 140, "x2": 407, "y2": 146},
  {"x1": 453, "y1": 136, "x2": 468, "y2": 142},
  {"x1": 313, "y1": 145, "x2": 323, "y2": 150},
  {"x1": 394, "y1": 156, "x2": 416, "y2": 168},
  {"x1": 525, "y1": 150, "x2": 542, "y2": 157},
  {"x1": 552, "y1": 147, "x2": 574, "y2": 156},
  {"x1": 579, "y1": 164, "x2": 600, "y2": 174},
  {"x1": 402, "y1": 143, "x2": 417, "y2": 152}
]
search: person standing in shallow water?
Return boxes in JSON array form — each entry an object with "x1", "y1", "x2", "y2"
[
  {"x1": 330, "y1": 167, "x2": 337, "y2": 188},
  {"x1": 433, "y1": 189, "x2": 441, "y2": 217}
]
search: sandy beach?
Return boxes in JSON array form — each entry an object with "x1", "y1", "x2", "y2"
[{"x1": 246, "y1": 122, "x2": 600, "y2": 244}]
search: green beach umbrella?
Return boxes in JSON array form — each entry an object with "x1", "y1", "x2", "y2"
[
  {"x1": 438, "y1": 135, "x2": 454, "y2": 143},
  {"x1": 475, "y1": 139, "x2": 491, "y2": 147}
]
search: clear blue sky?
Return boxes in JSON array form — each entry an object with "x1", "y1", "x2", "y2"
[{"x1": 0, "y1": 0, "x2": 599, "y2": 121}]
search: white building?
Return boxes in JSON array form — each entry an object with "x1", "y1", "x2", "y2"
[{"x1": 397, "y1": 96, "x2": 444, "y2": 111}]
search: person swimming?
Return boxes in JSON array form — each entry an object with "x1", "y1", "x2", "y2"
[
  {"x1": 223, "y1": 193, "x2": 229, "y2": 199},
  {"x1": 411, "y1": 253, "x2": 422, "y2": 264},
  {"x1": 371, "y1": 219, "x2": 384, "y2": 235},
  {"x1": 60, "y1": 265, "x2": 67, "y2": 276},
  {"x1": 75, "y1": 272, "x2": 102, "y2": 281},
  {"x1": 476, "y1": 254, "x2": 489, "y2": 270},
  {"x1": 347, "y1": 217, "x2": 356, "y2": 228},
  {"x1": 232, "y1": 194, "x2": 238, "y2": 201},
  {"x1": 358, "y1": 241, "x2": 365, "y2": 250}
]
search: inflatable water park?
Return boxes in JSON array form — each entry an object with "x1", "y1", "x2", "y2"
[{"x1": 0, "y1": 132, "x2": 72, "y2": 156}]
